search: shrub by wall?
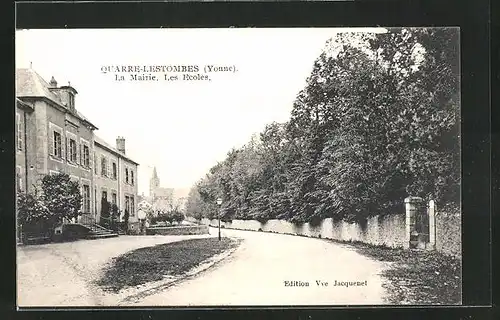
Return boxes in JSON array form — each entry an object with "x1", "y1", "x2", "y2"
[{"x1": 146, "y1": 225, "x2": 209, "y2": 236}]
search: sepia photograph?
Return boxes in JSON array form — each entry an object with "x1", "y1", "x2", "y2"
[{"x1": 15, "y1": 27, "x2": 461, "y2": 307}]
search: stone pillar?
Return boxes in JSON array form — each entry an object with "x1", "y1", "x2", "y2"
[
  {"x1": 428, "y1": 200, "x2": 436, "y2": 250},
  {"x1": 404, "y1": 196, "x2": 423, "y2": 249}
]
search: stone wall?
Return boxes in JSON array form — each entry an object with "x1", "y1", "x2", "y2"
[
  {"x1": 146, "y1": 225, "x2": 209, "y2": 236},
  {"x1": 435, "y1": 208, "x2": 461, "y2": 257},
  {"x1": 128, "y1": 221, "x2": 141, "y2": 235},
  {"x1": 195, "y1": 215, "x2": 407, "y2": 248}
]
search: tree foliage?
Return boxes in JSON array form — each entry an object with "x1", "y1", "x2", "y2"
[
  {"x1": 17, "y1": 172, "x2": 83, "y2": 239},
  {"x1": 185, "y1": 28, "x2": 460, "y2": 224},
  {"x1": 17, "y1": 191, "x2": 51, "y2": 226},
  {"x1": 40, "y1": 172, "x2": 83, "y2": 223}
]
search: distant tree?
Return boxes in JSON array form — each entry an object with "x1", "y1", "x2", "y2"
[
  {"x1": 172, "y1": 210, "x2": 184, "y2": 224},
  {"x1": 185, "y1": 186, "x2": 204, "y2": 220}
]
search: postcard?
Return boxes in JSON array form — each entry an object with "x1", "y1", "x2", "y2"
[{"x1": 15, "y1": 27, "x2": 461, "y2": 307}]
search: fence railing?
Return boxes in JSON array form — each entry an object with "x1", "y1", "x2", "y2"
[
  {"x1": 79, "y1": 213, "x2": 125, "y2": 234},
  {"x1": 79, "y1": 213, "x2": 98, "y2": 231}
]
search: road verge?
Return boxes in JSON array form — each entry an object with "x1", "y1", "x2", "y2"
[{"x1": 93, "y1": 237, "x2": 242, "y2": 305}]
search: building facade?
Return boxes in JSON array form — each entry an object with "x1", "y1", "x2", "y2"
[
  {"x1": 93, "y1": 136, "x2": 139, "y2": 229},
  {"x1": 15, "y1": 67, "x2": 139, "y2": 231},
  {"x1": 149, "y1": 167, "x2": 174, "y2": 212}
]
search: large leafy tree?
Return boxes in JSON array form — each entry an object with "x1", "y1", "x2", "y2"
[
  {"x1": 186, "y1": 28, "x2": 460, "y2": 223},
  {"x1": 41, "y1": 172, "x2": 83, "y2": 223}
]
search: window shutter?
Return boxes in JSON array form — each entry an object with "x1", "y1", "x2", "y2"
[
  {"x1": 87, "y1": 148, "x2": 91, "y2": 169},
  {"x1": 78, "y1": 142, "x2": 81, "y2": 165},
  {"x1": 49, "y1": 130, "x2": 55, "y2": 156},
  {"x1": 20, "y1": 115, "x2": 23, "y2": 150},
  {"x1": 63, "y1": 135, "x2": 67, "y2": 159},
  {"x1": 80, "y1": 184, "x2": 83, "y2": 212},
  {"x1": 107, "y1": 160, "x2": 111, "y2": 177},
  {"x1": 17, "y1": 114, "x2": 22, "y2": 150},
  {"x1": 16, "y1": 167, "x2": 21, "y2": 192}
]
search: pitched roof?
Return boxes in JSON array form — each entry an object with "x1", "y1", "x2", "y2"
[
  {"x1": 16, "y1": 68, "x2": 61, "y2": 102},
  {"x1": 154, "y1": 187, "x2": 174, "y2": 198},
  {"x1": 94, "y1": 135, "x2": 139, "y2": 165},
  {"x1": 16, "y1": 68, "x2": 98, "y2": 129}
]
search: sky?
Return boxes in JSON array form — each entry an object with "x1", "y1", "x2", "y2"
[{"x1": 16, "y1": 28, "x2": 384, "y2": 196}]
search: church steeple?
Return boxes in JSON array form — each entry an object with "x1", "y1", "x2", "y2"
[{"x1": 149, "y1": 166, "x2": 160, "y2": 197}]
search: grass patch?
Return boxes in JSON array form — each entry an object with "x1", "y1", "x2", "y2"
[
  {"x1": 96, "y1": 237, "x2": 240, "y2": 292},
  {"x1": 344, "y1": 241, "x2": 461, "y2": 305}
]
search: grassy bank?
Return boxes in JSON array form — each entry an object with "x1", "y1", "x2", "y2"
[
  {"x1": 96, "y1": 237, "x2": 240, "y2": 292},
  {"x1": 344, "y1": 241, "x2": 461, "y2": 305}
]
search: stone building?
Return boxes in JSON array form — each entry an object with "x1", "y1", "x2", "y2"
[
  {"x1": 15, "y1": 67, "x2": 139, "y2": 231},
  {"x1": 149, "y1": 167, "x2": 174, "y2": 212},
  {"x1": 93, "y1": 136, "x2": 139, "y2": 230}
]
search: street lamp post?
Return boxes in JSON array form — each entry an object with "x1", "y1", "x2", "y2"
[
  {"x1": 216, "y1": 198, "x2": 222, "y2": 241},
  {"x1": 137, "y1": 209, "x2": 146, "y2": 235}
]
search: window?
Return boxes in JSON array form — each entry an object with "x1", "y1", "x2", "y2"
[
  {"x1": 16, "y1": 113, "x2": 23, "y2": 151},
  {"x1": 101, "y1": 156, "x2": 107, "y2": 177},
  {"x1": 82, "y1": 185, "x2": 90, "y2": 213},
  {"x1": 125, "y1": 168, "x2": 129, "y2": 183},
  {"x1": 112, "y1": 163, "x2": 117, "y2": 180},
  {"x1": 83, "y1": 145, "x2": 90, "y2": 167},
  {"x1": 53, "y1": 131, "x2": 62, "y2": 157},
  {"x1": 130, "y1": 196, "x2": 135, "y2": 216},
  {"x1": 125, "y1": 195, "x2": 135, "y2": 216},
  {"x1": 125, "y1": 196, "x2": 130, "y2": 214},
  {"x1": 69, "y1": 139, "x2": 77, "y2": 162},
  {"x1": 94, "y1": 152, "x2": 98, "y2": 174},
  {"x1": 16, "y1": 167, "x2": 22, "y2": 192},
  {"x1": 102, "y1": 190, "x2": 108, "y2": 201},
  {"x1": 112, "y1": 192, "x2": 117, "y2": 205},
  {"x1": 131, "y1": 171, "x2": 134, "y2": 185}
]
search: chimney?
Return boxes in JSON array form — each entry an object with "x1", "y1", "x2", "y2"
[{"x1": 116, "y1": 136, "x2": 126, "y2": 154}]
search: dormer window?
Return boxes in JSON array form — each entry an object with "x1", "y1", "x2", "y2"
[{"x1": 69, "y1": 93, "x2": 75, "y2": 109}]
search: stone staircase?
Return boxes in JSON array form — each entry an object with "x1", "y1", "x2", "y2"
[{"x1": 78, "y1": 214, "x2": 119, "y2": 239}]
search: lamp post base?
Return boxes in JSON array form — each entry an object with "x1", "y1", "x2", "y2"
[{"x1": 218, "y1": 218, "x2": 221, "y2": 241}]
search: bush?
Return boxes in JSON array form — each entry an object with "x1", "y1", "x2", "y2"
[
  {"x1": 151, "y1": 212, "x2": 172, "y2": 225},
  {"x1": 17, "y1": 191, "x2": 51, "y2": 226},
  {"x1": 17, "y1": 172, "x2": 83, "y2": 243},
  {"x1": 109, "y1": 204, "x2": 120, "y2": 232},
  {"x1": 100, "y1": 198, "x2": 111, "y2": 228},
  {"x1": 150, "y1": 209, "x2": 184, "y2": 225},
  {"x1": 17, "y1": 191, "x2": 53, "y2": 242},
  {"x1": 172, "y1": 210, "x2": 185, "y2": 224},
  {"x1": 122, "y1": 209, "x2": 130, "y2": 233}
]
